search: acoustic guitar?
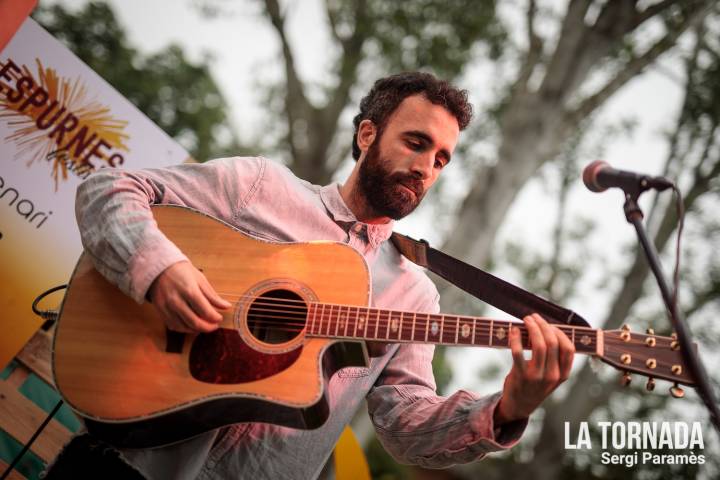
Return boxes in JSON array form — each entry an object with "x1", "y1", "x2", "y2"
[{"x1": 52, "y1": 205, "x2": 695, "y2": 448}]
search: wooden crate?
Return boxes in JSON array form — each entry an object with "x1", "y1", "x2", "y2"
[{"x1": 0, "y1": 327, "x2": 75, "y2": 479}]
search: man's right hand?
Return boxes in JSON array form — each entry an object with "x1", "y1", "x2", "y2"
[{"x1": 147, "y1": 261, "x2": 232, "y2": 333}]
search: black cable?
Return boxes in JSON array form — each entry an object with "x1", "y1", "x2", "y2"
[
  {"x1": 31, "y1": 285, "x2": 67, "y2": 330},
  {"x1": 671, "y1": 186, "x2": 684, "y2": 311},
  {"x1": 0, "y1": 400, "x2": 64, "y2": 480},
  {"x1": 0, "y1": 285, "x2": 71, "y2": 478}
]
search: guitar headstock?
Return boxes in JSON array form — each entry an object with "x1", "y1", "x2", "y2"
[{"x1": 599, "y1": 325, "x2": 696, "y2": 397}]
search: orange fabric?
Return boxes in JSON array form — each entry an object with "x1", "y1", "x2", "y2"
[{"x1": 0, "y1": 0, "x2": 37, "y2": 52}]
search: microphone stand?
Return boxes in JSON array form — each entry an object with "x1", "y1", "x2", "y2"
[{"x1": 622, "y1": 187, "x2": 720, "y2": 436}]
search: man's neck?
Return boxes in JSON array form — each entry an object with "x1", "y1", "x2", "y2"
[{"x1": 339, "y1": 173, "x2": 392, "y2": 225}]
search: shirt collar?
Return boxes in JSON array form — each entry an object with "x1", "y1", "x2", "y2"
[{"x1": 319, "y1": 183, "x2": 394, "y2": 248}]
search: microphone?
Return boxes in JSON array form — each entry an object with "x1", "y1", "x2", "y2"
[{"x1": 582, "y1": 160, "x2": 674, "y2": 193}]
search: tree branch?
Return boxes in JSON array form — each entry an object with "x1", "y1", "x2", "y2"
[
  {"x1": 512, "y1": 0, "x2": 544, "y2": 94},
  {"x1": 262, "y1": 0, "x2": 311, "y2": 162},
  {"x1": 325, "y1": 0, "x2": 343, "y2": 44},
  {"x1": 685, "y1": 277, "x2": 720, "y2": 318},
  {"x1": 567, "y1": 2, "x2": 710, "y2": 125},
  {"x1": 538, "y1": 0, "x2": 592, "y2": 99},
  {"x1": 633, "y1": 0, "x2": 678, "y2": 28},
  {"x1": 321, "y1": 0, "x2": 369, "y2": 139},
  {"x1": 647, "y1": 21, "x2": 705, "y2": 231}
]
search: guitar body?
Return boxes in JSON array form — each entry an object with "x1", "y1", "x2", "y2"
[{"x1": 53, "y1": 205, "x2": 371, "y2": 448}]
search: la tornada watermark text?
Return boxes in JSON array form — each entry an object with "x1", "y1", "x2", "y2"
[{"x1": 565, "y1": 421, "x2": 705, "y2": 467}]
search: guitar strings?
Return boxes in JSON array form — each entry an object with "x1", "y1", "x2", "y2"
[
  {"x1": 211, "y1": 290, "x2": 599, "y2": 332},
  {"x1": 223, "y1": 300, "x2": 594, "y2": 335},
  {"x1": 211, "y1": 295, "x2": 597, "y2": 343},
  {"x1": 225, "y1": 312, "x2": 594, "y2": 348},
  {"x1": 226, "y1": 296, "x2": 594, "y2": 330},
  {"x1": 198, "y1": 291, "x2": 605, "y2": 348}
]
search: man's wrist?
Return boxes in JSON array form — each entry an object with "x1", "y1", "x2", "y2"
[{"x1": 493, "y1": 396, "x2": 512, "y2": 426}]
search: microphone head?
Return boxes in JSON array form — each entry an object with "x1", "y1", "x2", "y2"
[{"x1": 582, "y1": 160, "x2": 610, "y2": 192}]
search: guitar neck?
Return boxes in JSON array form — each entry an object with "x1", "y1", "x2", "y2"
[{"x1": 306, "y1": 303, "x2": 602, "y2": 356}]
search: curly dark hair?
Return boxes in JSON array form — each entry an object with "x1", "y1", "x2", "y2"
[{"x1": 351, "y1": 72, "x2": 473, "y2": 160}]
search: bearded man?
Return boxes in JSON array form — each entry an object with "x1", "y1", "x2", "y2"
[{"x1": 49, "y1": 72, "x2": 574, "y2": 479}]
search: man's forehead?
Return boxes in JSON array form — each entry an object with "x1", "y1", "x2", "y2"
[{"x1": 386, "y1": 95, "x2": 460, "y2": 146}]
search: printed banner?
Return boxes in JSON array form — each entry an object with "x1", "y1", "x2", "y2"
[{"x1": 0, "y1": 18, "x2": 190, "y2": 369}]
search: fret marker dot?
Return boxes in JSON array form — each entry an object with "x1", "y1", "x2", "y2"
[
  {"x1": 461, "y1": 324, "x2": 471, "y2": 338},
  {"x1": 357, "y1": 317, "x2": 364, "y2": 329},
  {"x1": 391, "y1": 318, "x2": 399, "y2": 332},
  {"x1": 581, "y1": 335, "x2": 591, "y2": 346},
  {"x1": 431, "y1": 322, "x2": 439, "y2": 336},
  {"x1": 495, "y1": 327, "x2": 506, "y2": 340}
]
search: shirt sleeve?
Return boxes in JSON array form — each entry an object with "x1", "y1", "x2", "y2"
[
  {"x1": 75, "y1": 156, "x2": 266, "y2": 303},
  {"x1": 366, "y1": 288, "x2": 528, "y2": 468}
]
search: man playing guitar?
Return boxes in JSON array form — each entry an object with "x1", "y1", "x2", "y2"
[{"x1": 49, "y1": 72, "x2": 574, "y2": 479}]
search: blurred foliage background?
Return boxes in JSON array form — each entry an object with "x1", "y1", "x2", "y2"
[{"x1": 26, "y1": 1, "x2": 720, "y2": 479}]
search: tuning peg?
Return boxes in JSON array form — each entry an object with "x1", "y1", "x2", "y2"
[
  {"x1": 621, "y1": 371, "x2": 632, "y2": 386},
  {"x1": 621, "y1": 324, "x2": 631, "y2": 342},
  {"x1": 645, "y1": 327, "x2": 656, "y2": 346},
  {"x1": 646, "y1": 378, "x2": 655, "y2": 391},
  {"x1": 669, "y1": 383, "x2": 685, "y2": 398}
]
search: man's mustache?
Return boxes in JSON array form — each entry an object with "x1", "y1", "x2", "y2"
[{"x1": 393, "y1": 175, "x2": 423, "y2": 198}]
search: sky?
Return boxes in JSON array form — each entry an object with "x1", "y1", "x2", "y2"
[{"x1": 40, "y1": 0, "x2": 709, "y2": 400}]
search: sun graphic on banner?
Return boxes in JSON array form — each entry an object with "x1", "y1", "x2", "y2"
[{"x1": 0, "y1": 58, "x2": 130, "y2": 189}]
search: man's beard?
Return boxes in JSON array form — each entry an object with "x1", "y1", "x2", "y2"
[{"x1": 358, "y1": 140, "x2": 425, "y2": 220}]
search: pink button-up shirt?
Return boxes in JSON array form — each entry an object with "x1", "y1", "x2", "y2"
[{"x1": 75, "y1": 156, "x2": 526, "y2": 479}]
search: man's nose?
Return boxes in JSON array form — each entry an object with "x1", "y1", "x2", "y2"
[{"x1": 410, "y1": 153, "x2": 433, "y2": 179}]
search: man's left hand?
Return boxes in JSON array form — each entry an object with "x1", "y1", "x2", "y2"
[{"x1": 494, "y1": 313, "x2": 575, "y2": 425}]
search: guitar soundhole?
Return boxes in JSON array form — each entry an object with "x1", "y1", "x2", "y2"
[{"x1": 247, "y1": 289, "x2": 307, "y2": 345}]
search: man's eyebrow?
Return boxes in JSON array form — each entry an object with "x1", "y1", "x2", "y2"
[{"x1": 404, "y1": 130, "x2": 452, "y2": 162}]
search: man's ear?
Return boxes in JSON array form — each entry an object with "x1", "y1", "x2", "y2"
[{"x1": 356, "y1": 119, "x2": 377, "y2": 154}]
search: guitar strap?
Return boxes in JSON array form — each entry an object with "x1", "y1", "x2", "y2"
[{"x1": 390, "y1": 232, "x2": 590, "y2": 328}]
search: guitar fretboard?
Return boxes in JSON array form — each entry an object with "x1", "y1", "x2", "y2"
[{"x1": 306, "y1": 303, "x2": 599, "y2": 354}]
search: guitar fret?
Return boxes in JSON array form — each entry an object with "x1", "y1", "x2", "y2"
[
  {"x1": 327, "y1": 305, "x2": 335, "y2": 337},
  {"x1": 411, "y1": 313, "x2": 417, "y2": 342},
  {"x1": 343, "y1": 307, "x2": 349, "y2": 337},
  {"x1": 351, "y1": 306, "x2": 358, "y2": 337},
  {"x1": 374, "y1": 309, "x2": 380, "y2": 339},
  {"x1": 424, "y1": 314, "x2": 429, "y2": 342},
  {"x1": 308, "y1": 303, "x2": 316, "y2": 335},
  {"x1": 439, "y1": 315, "x2": 444, "y2": 341},
  {"x1": 334, "y1": 306, "x2": 341, "y2": 338},
  {"x1": 456, "y1": 317, "x2": 472, "y2": 345},
  {"x1": 363, "y1": 308, "x2": 370, "y2": 338},
  {"x1": 385, "y1": 311, "x2": 391, "y2": 340},
  {"x1": 472, "y1": 317, "x2": 476, "y2": 345},
  {"x1": 402, "y1": 312, "x2": 413, "y2": 341},
  {"x1": 318, "y1": 304, "x2": 325, "y2": 336},
  {"x1": 454, "y1": 316, "x2": 459, "y2": 344},
  {"x1": 489, "y1": 319, "x2": 494, "y2": 346}
]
